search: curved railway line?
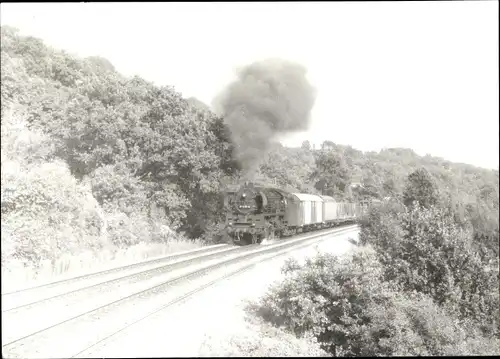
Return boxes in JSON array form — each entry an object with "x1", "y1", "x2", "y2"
[{"x1": 2, "y1": 224, "x2": 358, "y2": 359}]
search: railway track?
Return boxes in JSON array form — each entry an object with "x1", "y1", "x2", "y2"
[
  {"x1": 2, "y1": 243, "x2": 233, "y2": 308},
  {"x1": 2, "y1": 224, "x2": 358, "y2": 359}
]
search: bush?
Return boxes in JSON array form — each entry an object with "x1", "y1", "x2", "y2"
[
  {"x1": 255, "y1": 248, "x2": 392, "y2": 356},
  {"x1": 360, "y1": 201, "x2": 499, "y2": 336},
  {"x1": 1, "y1": 158, "x2": 106, "y2": 266},
  {"x1": 254, "y1": 247, "x2": 499, "y2": 356},
  {"x1": 1, "y1": 109, "x2": 105, "y2": 265}
]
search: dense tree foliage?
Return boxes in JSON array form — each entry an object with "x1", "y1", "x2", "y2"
[
  {"x1": 1, "y1": 26, "x2": 237, "y2": 244},
  {"x1": 256, "y1": 248, "x2": 499, "y2": 356},
  {"x1": 1, "y1": 25, "x2": 497, "y2": 267},
  {"x1": 403, "y1": 168, "x2": 440, "y2": 208},
  {"x1": 259, "y1": 144, "x2": 317, "y2": 193}
]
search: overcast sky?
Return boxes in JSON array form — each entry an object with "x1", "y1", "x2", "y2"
[{"x1": 1, "y1": 2, "x2": 498, "y2": 169}]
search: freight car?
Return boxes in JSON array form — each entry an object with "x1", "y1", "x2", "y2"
[{"x1": 223, "y1": 182, "x2": 365, "y2": 245}]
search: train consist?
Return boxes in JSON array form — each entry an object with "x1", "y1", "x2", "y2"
[{"x1": 223, "y1": 181, "x2": 369, "y2": 245}]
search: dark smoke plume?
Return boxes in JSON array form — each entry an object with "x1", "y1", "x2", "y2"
[{"x1": 213, "y1": 58, "x2": 317, "y2": 180}]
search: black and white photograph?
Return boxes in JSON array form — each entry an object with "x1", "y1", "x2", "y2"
[{"x1": 1, "y1": 1, "x2": 499, "y2": 357}]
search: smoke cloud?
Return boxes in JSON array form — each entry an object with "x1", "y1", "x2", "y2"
[{"x1": 214, "y1": 58, "x2": 317, "y2": 180}]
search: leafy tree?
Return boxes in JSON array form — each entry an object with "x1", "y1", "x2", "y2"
[
  {"x1": 312, "y1": 149, "x2": 351, "y2": 198},
  {"x1": 259, "y1": 144, "x2": 316, "y2": 193},
  {"x1": 360, "y1": 200, "x2": 499, "y2": 337},
  {"x1": 382, "y1": 176, "x2": 402, "y2": 198},
  {"x1": 403, "y1": 168, "x2": 440, "y2": 208}
]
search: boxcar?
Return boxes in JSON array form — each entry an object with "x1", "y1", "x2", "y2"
[
  {"x1": 286, "y1": 193, "x2": 324, "y2": 229},
  {"x1": 319, "y1": 195, "x2": 338, "y2": 224}
]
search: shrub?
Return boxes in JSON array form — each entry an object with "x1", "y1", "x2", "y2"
[
  {"x1": 1, "y1": 158, "x2": 106, "y2": 266},
  {"x1": 255, "y1": 248, "x2": 390, "y2": 356},
  {"x1": 360, "y1": 201, "x2": 499, "y2": 336},
  {"x1": 1, "y1": 108, "x2": 106, "y2": 265},
  {"x1": 254, "y1": 247, "x2": 499, "y2": 356}
]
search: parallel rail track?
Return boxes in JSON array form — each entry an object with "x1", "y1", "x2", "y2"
[
  {"x1": 2, "y1": 224, "x2": 358, "y2": 359},
  {"x1": 2, "y1": 243, "x2": 234, "y2": 308}
]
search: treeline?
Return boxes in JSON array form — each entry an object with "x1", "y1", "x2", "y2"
[
  {"x1": 1, "y1": 26, "x2": 498, "y2": 269},
  {"x1": 253, "y1": 168, "x2": 499, "y2": 356},
  {"x1": 309, "y1": 143, "x2": 499, "y2": 262},
  {"x1": 1, "y1": 26, "x2": 238, "y2": 245}
]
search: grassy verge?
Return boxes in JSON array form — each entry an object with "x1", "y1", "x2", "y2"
[{"x1": 1, "y1": 237, "x2": 205, "y2": 293}]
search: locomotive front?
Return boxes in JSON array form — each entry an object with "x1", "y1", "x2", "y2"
[{"x1": 223, "y1": 182, "x2": 287, "y2": 245}]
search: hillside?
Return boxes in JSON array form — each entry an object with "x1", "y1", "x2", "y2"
[{"x1": 1, "y1": 25, "x2": 498, "y2": 270}]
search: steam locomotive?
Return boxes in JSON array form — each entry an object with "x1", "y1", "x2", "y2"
[{"x1": 223, "y1": 181, "x2": 369, "y2": 245}]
